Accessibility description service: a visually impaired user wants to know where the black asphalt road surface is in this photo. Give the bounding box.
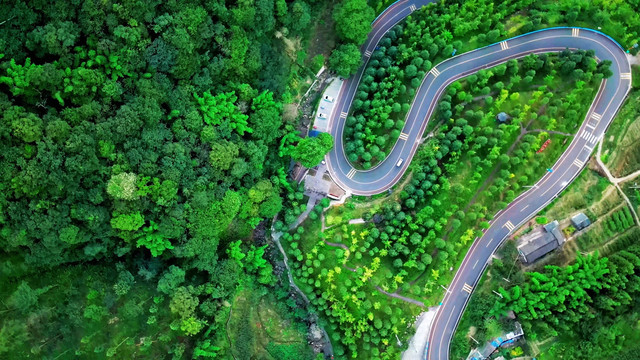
[325,0,632,359]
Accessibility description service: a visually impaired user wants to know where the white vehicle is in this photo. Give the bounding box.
[321,160,326,165]
[323,95,334,102]
[318,113,327,119]
[396,158,404,167]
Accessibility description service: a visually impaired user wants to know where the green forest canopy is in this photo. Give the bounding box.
[0,0,331,358]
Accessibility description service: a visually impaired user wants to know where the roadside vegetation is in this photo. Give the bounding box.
[340,0,639,169]
[281,50,610,358]
[451,163,640,359]
[1,0,639,359]
[451,236,640,360]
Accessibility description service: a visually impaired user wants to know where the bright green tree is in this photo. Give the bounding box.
[329,44,362,77]
[333,0,375,45]
[291,132,334,168]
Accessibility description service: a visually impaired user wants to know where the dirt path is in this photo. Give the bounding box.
[271,229,335,356]
[324,240,349,251]
[272,231,310,304]
[375,286,425,307]
[226,307,238,360]
[596,140,640,226]
[526,129,574,137]
[611,168,640,184]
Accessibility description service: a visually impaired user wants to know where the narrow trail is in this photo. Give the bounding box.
[610,167,640,184]
[225,307,238,360]
[324,240,349,251]
[272,231,310,304]
[375,286,426,307]
[526,129,574,137]
[596,140,640,226]
[270,224,334,355]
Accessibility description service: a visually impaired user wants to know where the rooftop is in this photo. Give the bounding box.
[518,221,564,263]
[497,112,510,122]
[571,212,591,229]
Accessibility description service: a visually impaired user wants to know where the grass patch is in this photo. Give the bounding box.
[632,65,640,89]
[228,284,313,360]
[602,91,640,177]
[542,168,610,220]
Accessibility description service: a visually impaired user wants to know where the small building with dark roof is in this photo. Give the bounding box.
[496,112,511,123]
[517,220,565,264]
[571,212,591,230]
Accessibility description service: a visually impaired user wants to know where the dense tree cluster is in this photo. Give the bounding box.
[328,0,375,77]
[0,0,325,358]
[342,0,520,168]
[341,0,637,169]
[493,245,640,359]
[290,132,334,168]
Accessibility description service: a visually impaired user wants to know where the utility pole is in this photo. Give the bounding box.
[395,333,402,347]
[469,335,480,344]
[492,290,504,298]
[504,254,520,282]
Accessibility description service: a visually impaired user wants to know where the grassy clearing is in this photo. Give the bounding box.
[304,2,338,71]
[542,168,611,221]
[227,284,312,360]
[602,91,640,177]
[632,65,640,89]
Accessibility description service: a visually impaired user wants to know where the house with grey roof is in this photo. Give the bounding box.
[517,220,565,264]
[570,212,591,230]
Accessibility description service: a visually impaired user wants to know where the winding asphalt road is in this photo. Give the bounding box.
[324,1,632,359]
